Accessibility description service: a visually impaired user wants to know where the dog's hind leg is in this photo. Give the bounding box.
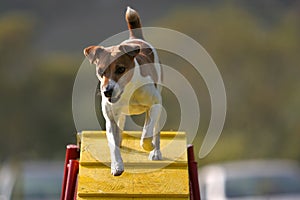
[141,104,162,161]
[149,109,162,160]
[149,131,162,160]
[141,110,155,151]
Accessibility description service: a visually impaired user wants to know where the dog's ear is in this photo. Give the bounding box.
[119,44,140,58]
[84,46,104,64]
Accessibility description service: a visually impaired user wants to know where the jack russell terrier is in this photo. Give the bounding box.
[84,7,162,176]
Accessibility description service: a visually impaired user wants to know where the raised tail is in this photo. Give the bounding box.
[125,6,144,39]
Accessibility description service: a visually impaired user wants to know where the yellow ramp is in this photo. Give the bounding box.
[76,131,189,200]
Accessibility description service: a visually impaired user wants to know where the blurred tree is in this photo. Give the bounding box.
[0,12,79,160]
[153,4,300,164]
[0,12,36,160]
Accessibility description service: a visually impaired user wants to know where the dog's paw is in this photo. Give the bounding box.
[111,162,124,176]
[111,168,124,176]
[140,137,154,152]
[148,149,162,160]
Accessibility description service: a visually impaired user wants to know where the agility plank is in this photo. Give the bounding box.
[76,131,190,199]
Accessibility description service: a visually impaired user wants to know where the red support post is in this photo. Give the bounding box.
[187,144,201,200]
[61,144,80,200]
[73,176,79,200]
[64,159,79,200]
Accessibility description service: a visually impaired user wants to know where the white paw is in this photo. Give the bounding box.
[140,137,154,152]
[111,162,124,176]
[148,149,162,160]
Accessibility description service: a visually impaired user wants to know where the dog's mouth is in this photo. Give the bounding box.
[108,96,120,103]
[107,91,123,103]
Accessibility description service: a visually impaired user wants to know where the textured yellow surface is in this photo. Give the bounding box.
[76,131,189,199]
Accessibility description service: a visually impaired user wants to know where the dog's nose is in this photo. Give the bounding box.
[104,89,113,98]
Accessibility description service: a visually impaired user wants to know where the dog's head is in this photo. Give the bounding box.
[84,43,140,103]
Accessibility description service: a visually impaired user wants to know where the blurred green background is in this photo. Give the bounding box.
[0,0,299,166]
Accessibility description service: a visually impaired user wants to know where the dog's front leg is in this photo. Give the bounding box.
[105,118,124,176]
[117,114,126,147]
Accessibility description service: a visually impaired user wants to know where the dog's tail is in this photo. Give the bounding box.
[126,6,144,39]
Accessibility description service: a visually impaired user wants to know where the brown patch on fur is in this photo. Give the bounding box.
[84,7,161,92]
[124,40,159,84]
[85,40,160,91]
[99,47,136,91]
[126,7,143,39]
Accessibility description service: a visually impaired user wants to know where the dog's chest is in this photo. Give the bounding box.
[116,60,161,115]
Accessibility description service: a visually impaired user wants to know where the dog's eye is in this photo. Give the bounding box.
[115,66,126,74]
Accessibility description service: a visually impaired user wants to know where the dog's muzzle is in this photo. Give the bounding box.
[104,88,113,98]
[103,81,122,103]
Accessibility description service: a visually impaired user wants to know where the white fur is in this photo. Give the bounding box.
[102,40,162,176]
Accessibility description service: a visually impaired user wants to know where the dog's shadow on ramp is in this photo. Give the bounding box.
[120,146,173,162]
[120,146,148,155]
